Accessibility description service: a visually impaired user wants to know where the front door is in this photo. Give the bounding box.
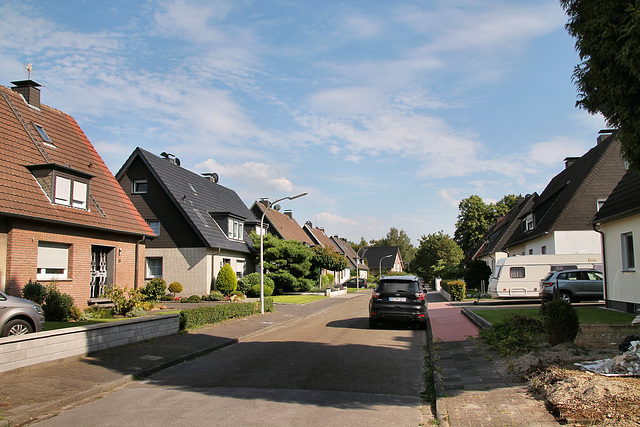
[90,246,114,298]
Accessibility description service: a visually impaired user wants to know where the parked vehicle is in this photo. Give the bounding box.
[488,254,601,299]
[343,278,367,288]
[0,290,45,337]
[369,275,427,329]
[539,269,604,303]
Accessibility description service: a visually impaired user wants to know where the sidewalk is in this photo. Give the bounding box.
[426,291,558,426]
[0,295,355,426]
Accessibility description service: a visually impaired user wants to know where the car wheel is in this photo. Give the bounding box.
[1,319,33,337]
[559,291,573,304]
[368,318,377,329]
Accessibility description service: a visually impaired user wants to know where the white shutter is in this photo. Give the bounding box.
[72,181,87,208]
[54,176,71,205]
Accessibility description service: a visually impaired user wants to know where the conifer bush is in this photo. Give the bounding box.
[215,264,237,295]
[543,298,580,345]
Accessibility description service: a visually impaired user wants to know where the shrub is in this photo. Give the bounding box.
[215,264,237,295]
[443,280,466,301]
[126,306,146,318]
[543,299,580,346]
[231,290,244,297]
[181,295,202,303]
[101,285,145,315]
[143,278,167,300]
[160,294,174,301]
[42,284,75,321]
[168,282,183,296]
[480,314,544,356]
[204,291,225,301]
[321,273,334,288]
[80,306,114,320]
[21,279,47,305]
[248,283,273,298]
[179,298,274,330]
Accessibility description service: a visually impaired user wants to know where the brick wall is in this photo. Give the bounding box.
[4,218,145,306]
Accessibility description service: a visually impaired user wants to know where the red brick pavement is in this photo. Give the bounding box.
[428,300,479,342]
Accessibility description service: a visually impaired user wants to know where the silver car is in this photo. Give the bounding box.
[0,290,45,337]
[539,269,604,303]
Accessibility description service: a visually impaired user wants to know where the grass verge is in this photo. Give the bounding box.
[471,306,635,326]
[271,294,326,304]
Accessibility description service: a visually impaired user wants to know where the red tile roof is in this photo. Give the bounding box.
[251,201,313,244]
[0,83,153,236]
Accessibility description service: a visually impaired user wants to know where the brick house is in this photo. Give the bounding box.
[0,80,154,306]
[116,148,258,297]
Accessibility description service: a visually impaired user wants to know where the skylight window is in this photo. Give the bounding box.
[188,183,197,195]
[33,123,53,145]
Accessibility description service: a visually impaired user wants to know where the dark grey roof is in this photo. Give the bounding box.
[117,148,256,253]
[593,169,640,224]
[505,133,625,249]
[362,246,400,269]
[470,194,536,259]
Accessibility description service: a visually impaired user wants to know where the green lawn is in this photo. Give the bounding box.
[271,295,326,304]
[471,306,636,325]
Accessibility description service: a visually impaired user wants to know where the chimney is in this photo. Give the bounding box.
[11,80,41,109]
[597,129,615,145]
[201,172,219,183]
[564,157,579,169]
[284,210,293,219]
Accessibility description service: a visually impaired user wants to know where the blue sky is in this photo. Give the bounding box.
[0,0,606,245]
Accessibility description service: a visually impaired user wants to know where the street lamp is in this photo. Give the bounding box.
[379,254,393,279]
[356,245,369,291]
[260,192,307,314]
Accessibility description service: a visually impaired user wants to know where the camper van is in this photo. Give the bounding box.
[487,254,602,299]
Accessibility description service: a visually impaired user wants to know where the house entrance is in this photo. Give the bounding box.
[90,245,115,298]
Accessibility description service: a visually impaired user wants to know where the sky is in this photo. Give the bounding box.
[0,0,607,246]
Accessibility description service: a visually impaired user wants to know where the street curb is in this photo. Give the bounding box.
[2,295,359,426]
[425,310,449,427]
[461,307,492,330]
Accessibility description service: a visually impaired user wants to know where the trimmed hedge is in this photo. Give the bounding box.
[442,279,466,301]
[179,298,274,330]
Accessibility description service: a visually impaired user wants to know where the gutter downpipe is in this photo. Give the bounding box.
[593,223,608,308]
[135,236,146,290]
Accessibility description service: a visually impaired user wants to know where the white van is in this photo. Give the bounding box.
[487,254,602,299]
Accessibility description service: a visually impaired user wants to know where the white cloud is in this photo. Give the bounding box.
[307,87,386,116]
[437,188,462,208]
[339,15,383,39]
[195,159,294,194]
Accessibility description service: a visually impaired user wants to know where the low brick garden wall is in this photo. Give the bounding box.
[0,313,179,373]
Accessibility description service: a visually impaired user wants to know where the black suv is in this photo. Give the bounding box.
[369,275,427,329]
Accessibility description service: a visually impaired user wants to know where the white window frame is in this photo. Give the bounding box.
[54,176,71,205]
[227,219,244,240]
[54,176,88,209]
[133,180,148,194]
[37,242,70,280]
[146,257,163,279]
[72,181,87,208]
[622,232,635,272]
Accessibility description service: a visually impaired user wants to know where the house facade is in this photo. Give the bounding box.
[302,223,349,284]
[330,235,369,280]
[592,170,640,314]
[0,80,154,305]
[362,246,403,276]
[116,148,257,296]
[504,132,627,258]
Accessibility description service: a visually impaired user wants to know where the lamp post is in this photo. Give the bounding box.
[260,192,307,314]
[356,245,369,291]
[379,254,393,279]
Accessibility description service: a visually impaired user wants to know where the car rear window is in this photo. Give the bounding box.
[378,281,418,293]
[542,273,554,281]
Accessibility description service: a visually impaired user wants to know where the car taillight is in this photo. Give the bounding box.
[415,292,425,301]
[372,291,380,299]
[542,282,554,288]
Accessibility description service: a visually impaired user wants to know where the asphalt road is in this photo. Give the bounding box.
[34,294,430,426]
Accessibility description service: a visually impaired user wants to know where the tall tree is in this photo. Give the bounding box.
[454,195,491,254]
[410,231,463,286]
[561,0,640,170]
[371,227,416,266]
[454,194,520,254]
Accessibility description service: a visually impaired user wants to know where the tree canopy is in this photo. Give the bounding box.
[410,231,463,286]
[561,0,640,170]
[251,233,314,292]
[454,194,519,254]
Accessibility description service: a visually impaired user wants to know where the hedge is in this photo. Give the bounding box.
[441,279,466,302]
[179,298,274,330]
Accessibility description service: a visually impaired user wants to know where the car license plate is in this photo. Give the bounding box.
[389,297,406,302]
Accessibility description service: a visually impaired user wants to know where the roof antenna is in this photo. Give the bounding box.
[26,63,32,79]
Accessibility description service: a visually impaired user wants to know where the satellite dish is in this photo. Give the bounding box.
[175,158,181,166]
[273,204,281,211]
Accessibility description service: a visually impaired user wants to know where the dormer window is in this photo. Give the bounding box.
[524,213,534,231]
[209,212,245,241]
[228,219,244,240]
[27,164,92,210]
[33,123,54,146]
[133,180,148,194]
